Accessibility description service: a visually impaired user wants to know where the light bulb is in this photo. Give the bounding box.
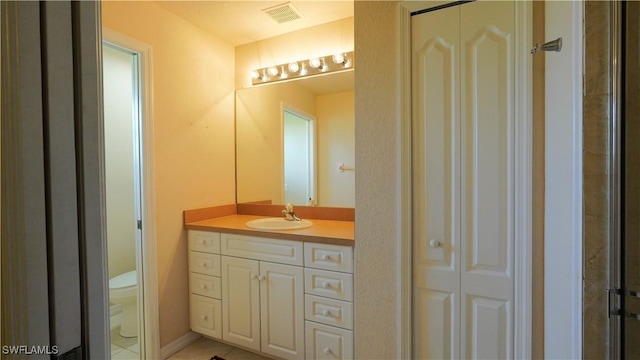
[250,70,260,79]
[309,58,322,69]
[332,53,345,64]
[267,66,279,76]
[288,62,300,73]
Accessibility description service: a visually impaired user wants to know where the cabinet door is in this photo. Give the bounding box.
[260,262,304,360]
[221,256,260,351]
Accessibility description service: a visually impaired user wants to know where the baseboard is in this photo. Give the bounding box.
[160,331,201,360]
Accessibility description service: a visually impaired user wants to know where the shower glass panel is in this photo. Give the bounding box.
[623,2,640,358]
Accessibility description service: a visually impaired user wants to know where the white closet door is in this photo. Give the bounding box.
[459,2,515,359]
[412,1,515,359]
[411,4,461,359]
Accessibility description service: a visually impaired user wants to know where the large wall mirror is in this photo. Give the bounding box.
[236,70,354,207]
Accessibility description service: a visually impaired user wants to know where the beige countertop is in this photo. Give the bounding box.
[185,214,354,246]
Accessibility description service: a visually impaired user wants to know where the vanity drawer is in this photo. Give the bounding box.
[305,321,353,360]
[220,233,303,266]
[190,294,222,339]
[304,268,353,302]
[189,230,221,254]
[305,295,353,330]
[304,243,353,273]
[189,252,221,277]
[190,273,221,299]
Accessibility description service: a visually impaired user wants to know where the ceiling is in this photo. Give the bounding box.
[155,1,354,47]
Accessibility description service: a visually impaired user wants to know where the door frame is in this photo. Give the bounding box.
[398,1,533,358]
[102,28,160,359]
[542,2,583,358]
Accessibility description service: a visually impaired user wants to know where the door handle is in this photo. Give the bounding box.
[625,289,640,298]
[624,311,640,320]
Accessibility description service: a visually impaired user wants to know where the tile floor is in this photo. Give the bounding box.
[168,337,273,360]
[111,327,139,360]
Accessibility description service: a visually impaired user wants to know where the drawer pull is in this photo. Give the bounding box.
[200,262,207,268]
[252,274,259,280]
[321,282,331,289]
[200,284,207,290]
[201,314,208,320]
[322,309,331,316]
[321,254,331,261]
[258,275,266,281]
[323,348,332,355]
[199,240,206,245]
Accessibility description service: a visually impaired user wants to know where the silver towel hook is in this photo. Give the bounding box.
[530,37,562,54]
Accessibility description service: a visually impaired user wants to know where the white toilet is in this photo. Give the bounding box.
[109,270,138,338]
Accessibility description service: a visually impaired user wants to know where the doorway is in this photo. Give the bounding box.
[283,107,316,205]
[103,42,144,359]
[102,30,159,359]
[611,1,640,358]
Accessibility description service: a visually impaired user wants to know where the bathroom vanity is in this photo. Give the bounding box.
[185,213,354,360]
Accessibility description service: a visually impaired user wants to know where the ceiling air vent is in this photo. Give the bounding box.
[262,2,303,24]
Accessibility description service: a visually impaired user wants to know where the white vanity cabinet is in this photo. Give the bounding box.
[187,229,354,360]
[188,231,223,339]
[303,242,354,360]
[221,233,305,360]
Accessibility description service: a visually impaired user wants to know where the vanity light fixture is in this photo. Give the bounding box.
[250,51,354,86]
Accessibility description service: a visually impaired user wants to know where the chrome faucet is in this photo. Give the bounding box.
[282,203,301,221]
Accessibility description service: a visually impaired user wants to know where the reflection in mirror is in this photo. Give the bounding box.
[283,107,316,205]
[236,71,354,207]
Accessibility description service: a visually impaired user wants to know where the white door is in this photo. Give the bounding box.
[412,1,515,358]
[411,3,461,359]
[458,2,514,358]
[221,256,260,351]
[283,108,316,205]
[260,262,305,360]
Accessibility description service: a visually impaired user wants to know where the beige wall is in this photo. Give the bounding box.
[354,2,402,358]
[235,17,354,89]
[102,1,236,347]
[317,91,355,207]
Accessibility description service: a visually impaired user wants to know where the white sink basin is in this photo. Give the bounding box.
[246,218,313,231]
